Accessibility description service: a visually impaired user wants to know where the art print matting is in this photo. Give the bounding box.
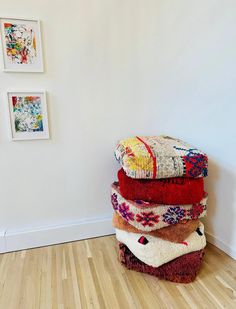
[7,91,49,140]
[0,18,44,72]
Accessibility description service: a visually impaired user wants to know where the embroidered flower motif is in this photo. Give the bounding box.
[111,193,119,210]
[163,207,185,225]
[188,203,204,219]
[136,212,159,227]
[118,203,134,221]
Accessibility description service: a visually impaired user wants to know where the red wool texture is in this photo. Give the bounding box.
[119,243,204,283]
[118,169,204,205]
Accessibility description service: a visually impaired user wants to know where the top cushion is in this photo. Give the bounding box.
[115,136,208,179]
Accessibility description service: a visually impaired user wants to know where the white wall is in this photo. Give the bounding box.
[0,0,235,257]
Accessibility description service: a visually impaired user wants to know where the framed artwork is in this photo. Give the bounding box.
[0,18,43,72]
[7,91,49,140]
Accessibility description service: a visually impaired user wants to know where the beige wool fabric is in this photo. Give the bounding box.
[115,222,206,268]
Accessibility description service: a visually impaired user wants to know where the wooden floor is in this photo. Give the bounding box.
[0,235,235,309]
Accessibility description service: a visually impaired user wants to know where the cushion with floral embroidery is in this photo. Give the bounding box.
[115,136,208,179]
[111,183,207,232]
[115,222,206,268]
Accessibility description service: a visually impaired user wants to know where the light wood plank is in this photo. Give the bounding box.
[0,236,235,309]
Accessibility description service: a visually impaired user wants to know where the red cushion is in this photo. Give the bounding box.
[118,168,204,204]
[119,243,204,283]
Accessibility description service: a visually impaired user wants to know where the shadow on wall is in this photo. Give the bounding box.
[203,159,236,252]
[203,160,218,234]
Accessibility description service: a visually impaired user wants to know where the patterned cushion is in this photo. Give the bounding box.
[111,183,207,231]
[115,222,206,268]
[115,136,208,179]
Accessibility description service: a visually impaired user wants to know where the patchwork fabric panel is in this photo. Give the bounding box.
[115,222,206,268]
[112,213,200,243]
[119,243,205,283]
[111,183,207,231]
[115,136,208,179]
[118,168,205,204]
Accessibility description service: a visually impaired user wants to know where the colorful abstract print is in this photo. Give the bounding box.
[4,23,37,65]
[111,183,207,231]
[12,96,43,132]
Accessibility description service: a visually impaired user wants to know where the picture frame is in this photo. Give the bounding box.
[7,90,49,141]
[0,17,44,72]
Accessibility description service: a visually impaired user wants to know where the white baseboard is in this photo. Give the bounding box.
[1,220,235,261]
[2,215,114,253]
[205,231,236,260]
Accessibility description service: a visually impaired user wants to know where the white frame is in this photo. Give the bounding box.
[7,90,49,141]
[0,17,44,72]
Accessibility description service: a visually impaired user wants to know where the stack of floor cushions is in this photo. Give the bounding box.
[111,136,208,283]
